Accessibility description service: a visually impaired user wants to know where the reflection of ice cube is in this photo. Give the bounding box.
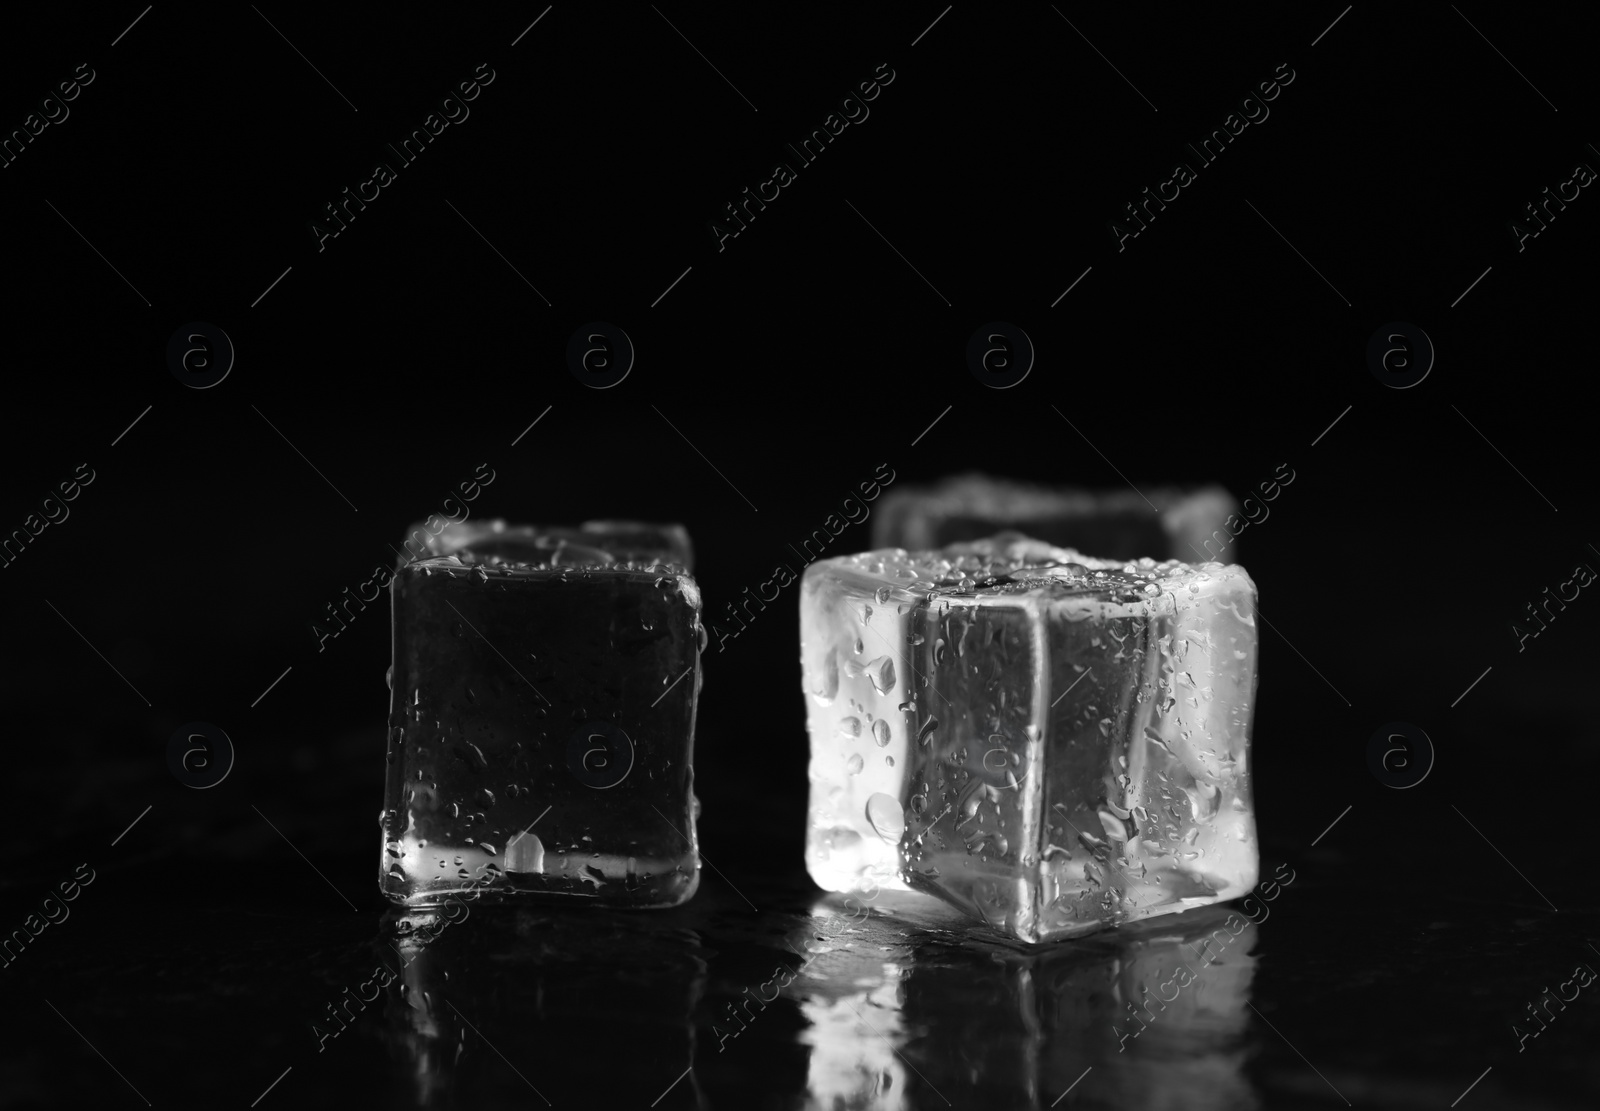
[799,977,908,1111]
[791,895,1260,1109]
[873,474,1238,564]
[387,900,708,1106]
[801,535,1259,941]
[380,520,703,908]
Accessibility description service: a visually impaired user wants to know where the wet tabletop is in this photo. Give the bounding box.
[4,715,1596,1111]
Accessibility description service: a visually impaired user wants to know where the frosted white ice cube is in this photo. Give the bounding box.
[800,533,1259,941]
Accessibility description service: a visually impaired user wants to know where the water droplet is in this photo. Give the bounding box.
[916,716,939,746]
[965,828,1008,857]
[865,793,905,842]
[823,826,862,855]
[837,716,862,738]
[845,753,864,775]
[1098,809,1130,844]
[1077,829,1108,854]
[810,648,840,706]
[875,586,892,605]
[867,656,897,694]
[872,719,891,747]
[1184,782,1221,821]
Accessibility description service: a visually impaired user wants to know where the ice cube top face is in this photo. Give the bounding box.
[801,535,1259,943]
[413,518,694,570]
[871,474,1238,565]
[381,523,703,909]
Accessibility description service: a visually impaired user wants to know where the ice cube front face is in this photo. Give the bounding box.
[800,535,1259,942]
[872,474,1238,564]
[381,520,704,908]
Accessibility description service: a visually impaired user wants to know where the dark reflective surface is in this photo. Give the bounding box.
[9,816,1594,1110]
[380,905,711,1107]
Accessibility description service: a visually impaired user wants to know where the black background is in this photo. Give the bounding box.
[2,4,1595,1108]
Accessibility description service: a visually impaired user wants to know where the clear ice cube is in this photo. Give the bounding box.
[800,533,1258,941]
[412,518,693,569]
[872,474,1238,564]
[380,519,704,907]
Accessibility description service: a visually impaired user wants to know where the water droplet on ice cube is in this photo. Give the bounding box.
[865,793,905,842]
[1098,808,1130,844]
[866,656,897,694]
[810,648,840,706]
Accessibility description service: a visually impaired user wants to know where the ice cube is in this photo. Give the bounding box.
[380,520,704,907]
[871,474,1238,564]
[408,517,693,569]
[800,533,1258,941]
